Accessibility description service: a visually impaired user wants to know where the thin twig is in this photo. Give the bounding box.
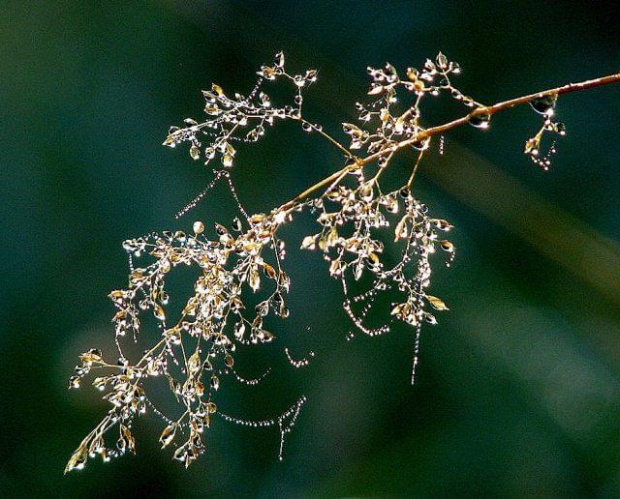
[293,116,357,160]
[407,150,425,189]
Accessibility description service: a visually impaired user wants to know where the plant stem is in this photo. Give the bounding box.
[415,72,620,142]
[280,162,361,211]
[407,150,425,189]
[278,71,620,210]
[292,116,357,160]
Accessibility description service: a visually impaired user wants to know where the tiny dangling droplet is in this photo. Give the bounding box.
[529,94,557,115]
[232,217,242,232]
[468,111,491,129]
[555,122,567,136]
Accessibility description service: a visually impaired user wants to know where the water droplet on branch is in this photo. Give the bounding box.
[468,111,491,129]
[529,94,557,115]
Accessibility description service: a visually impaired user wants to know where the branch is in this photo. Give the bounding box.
[417,72,620,142]
[279,71,620,211]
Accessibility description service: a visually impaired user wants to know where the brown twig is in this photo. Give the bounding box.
[279,72,620,210]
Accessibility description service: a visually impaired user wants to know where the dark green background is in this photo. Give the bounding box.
[1,1,619,497]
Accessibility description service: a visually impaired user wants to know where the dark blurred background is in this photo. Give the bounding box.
[1,1,619,497]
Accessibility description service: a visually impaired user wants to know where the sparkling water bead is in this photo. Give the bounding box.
[529,94,557,115]
[468,112,491,129]
[411,136,431,151]
[193,221,205,234]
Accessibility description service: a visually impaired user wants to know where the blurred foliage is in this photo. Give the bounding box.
[1,0,619,496]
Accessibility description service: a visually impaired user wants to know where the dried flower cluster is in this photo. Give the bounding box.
[66,52,620,473]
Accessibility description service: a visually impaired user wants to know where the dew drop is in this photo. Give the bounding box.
[555,122,567,136]
[468,111,491,129]
[222,154,234,167]
[530,95,557,115]
[259,92,271,108]
[412,136,431,151]
[193,221,205,234]
[294,75,305,87]
[232,217,242,232]
[68,375,81,389]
